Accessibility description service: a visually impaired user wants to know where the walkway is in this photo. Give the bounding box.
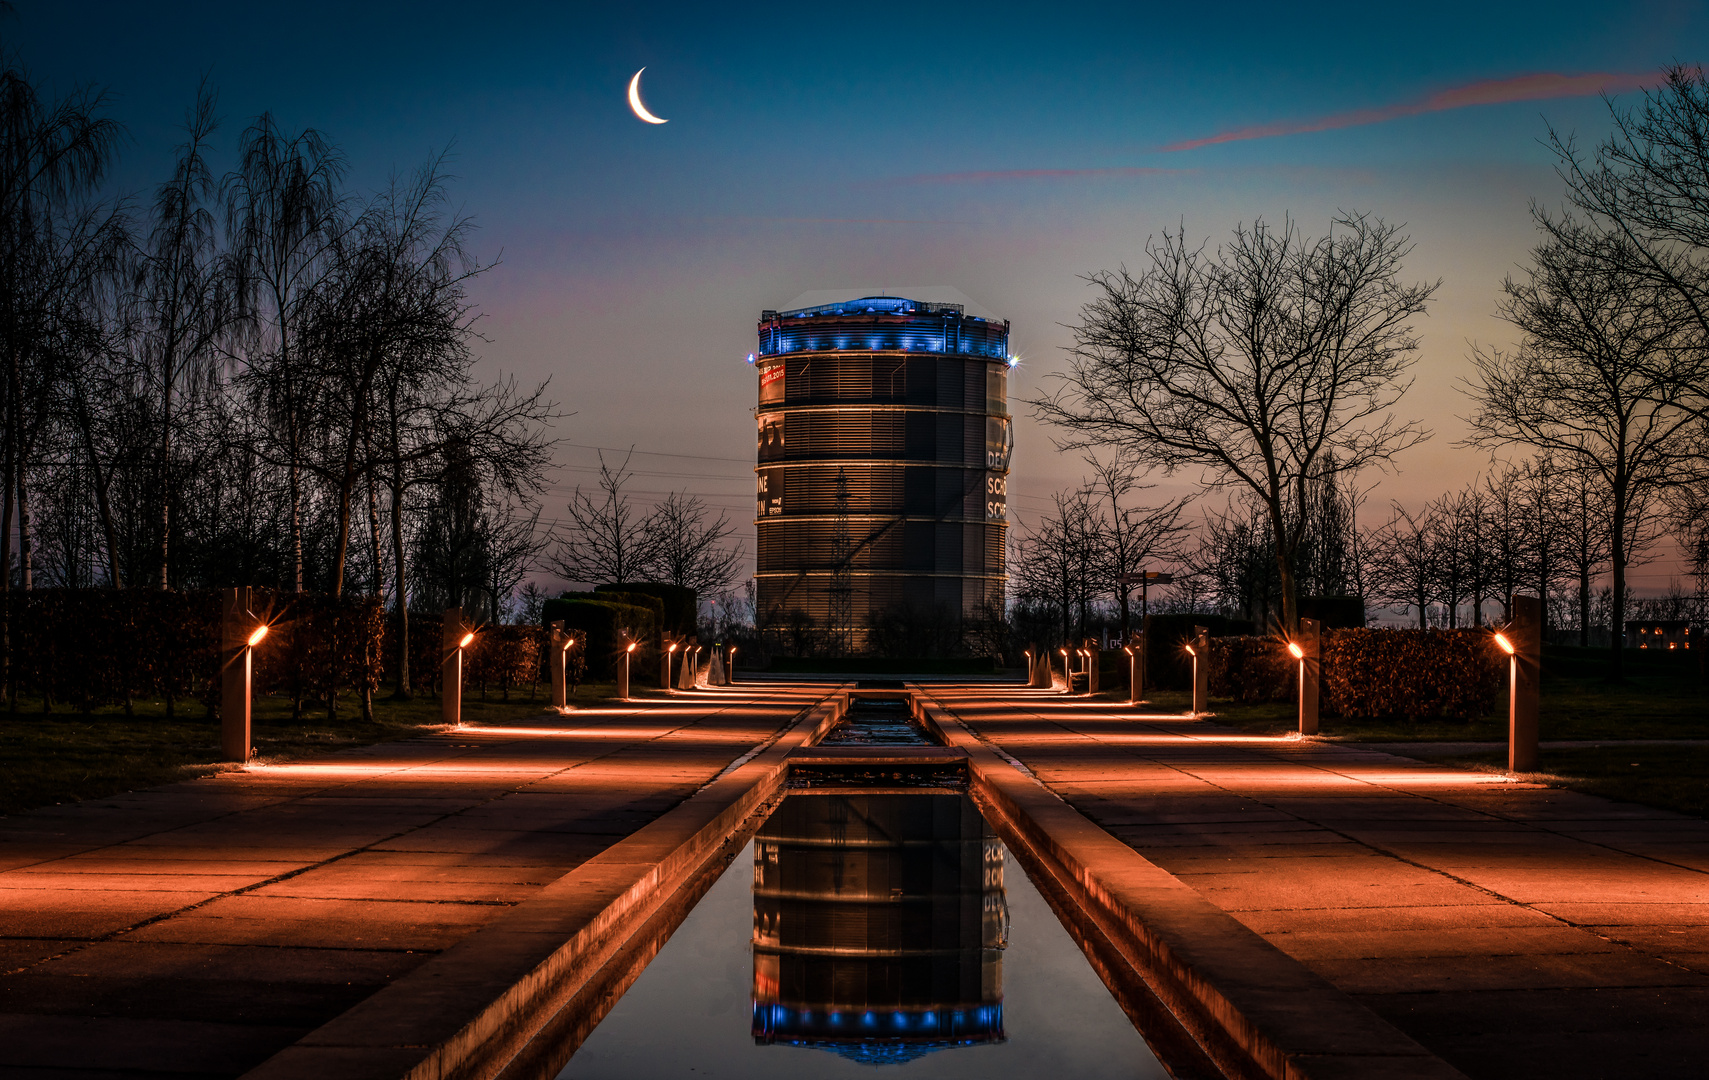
[0,685,831,1079]
[929,687,1709,1080]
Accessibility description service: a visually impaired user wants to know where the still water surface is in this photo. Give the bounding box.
[559,792,1169,1078]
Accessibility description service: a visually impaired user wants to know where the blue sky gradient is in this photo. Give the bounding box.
[18,0,1709,590]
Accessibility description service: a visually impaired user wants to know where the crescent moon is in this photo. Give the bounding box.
[627,68,668,125]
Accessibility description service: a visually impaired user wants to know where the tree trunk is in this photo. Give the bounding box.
[390,469,411,699]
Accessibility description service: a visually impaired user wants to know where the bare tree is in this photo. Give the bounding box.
[1366,503,1438,628]
[1466,224,1703,678]
[641,489,743,594]
[225,112,344,592]
[1035,213,1436,632]
[548,449,654,587]
[1083,451,1190,638]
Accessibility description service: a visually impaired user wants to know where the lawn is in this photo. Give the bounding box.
[0,683,624,816]
[1103,654,1708,818]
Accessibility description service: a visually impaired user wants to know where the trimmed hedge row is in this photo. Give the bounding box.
[5,588,385,717]
[4,590,568,717]
[1205,628,1502,721]
[541,595,659,681]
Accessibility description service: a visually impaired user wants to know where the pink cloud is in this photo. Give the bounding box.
[893,166,1187,184]
[1163,71,1657,152]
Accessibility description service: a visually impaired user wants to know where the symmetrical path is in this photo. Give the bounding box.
[0,685,833,1079]
[928,686,1709,1080]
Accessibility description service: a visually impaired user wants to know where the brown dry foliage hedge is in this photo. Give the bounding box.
[1207,628,1501,721]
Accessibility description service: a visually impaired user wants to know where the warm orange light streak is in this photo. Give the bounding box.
[1287,641,1304,659]
[247,624,270,647]
[459,632,476,648]
[1493,631,1516,655]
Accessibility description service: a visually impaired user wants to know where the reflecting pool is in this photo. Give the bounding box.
[559,792,1170,1078]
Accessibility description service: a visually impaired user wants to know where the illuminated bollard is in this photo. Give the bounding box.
[1190,626,1209,716]
[442,608,473,726]
[1126,632,1146,705]
[1058,647,1071,692]
[220,587,266,762]
[1084,645,1099,696]
[1497,594,1542,772]
[618,640,636,699]
[549,620,568,709]
[663,640,679,692]
[1292,617,1321,736]
[678,644,699,689]
[728,646,738,684]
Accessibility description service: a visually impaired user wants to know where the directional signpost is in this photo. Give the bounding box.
[1117,570,1174,633]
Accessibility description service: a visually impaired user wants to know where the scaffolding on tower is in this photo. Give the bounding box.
[828,467,853,656]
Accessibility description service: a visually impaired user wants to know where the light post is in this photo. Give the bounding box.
[220,587,267,762]
[549,620,569,709]
[1496,594,1542,772]
[1083,644,1099,695]
[1291,617,1321,736]
[1058,647,1070,692]
[1188,625,1209,716]
[1125,632,1146,706]
[442,608,475,727]
[728,645,738,684]
[663,638,678,692]
[618,639,637,700]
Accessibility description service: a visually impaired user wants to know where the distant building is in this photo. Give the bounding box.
[752,296,1012,651]
[1626,620,1694,650]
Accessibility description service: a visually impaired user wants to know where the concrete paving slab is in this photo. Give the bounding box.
[931,687,1709,1080]
[0,695,807,1079]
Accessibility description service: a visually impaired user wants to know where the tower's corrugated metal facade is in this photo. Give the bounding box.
[754,296,1012,649]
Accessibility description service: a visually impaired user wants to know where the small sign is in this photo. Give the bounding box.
[1117,572,1174,585]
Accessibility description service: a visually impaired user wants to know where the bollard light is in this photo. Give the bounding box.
[1498,596,1541,773]
[549,620,570,709]
[1127,633,1146,706]
[728,645,738,684]
[665,641,679,692]
[220,587,265,762]
[617,639,637,700]
[1190,626,1210,716]
[442,607,473,727]
[1294,619,1322,736]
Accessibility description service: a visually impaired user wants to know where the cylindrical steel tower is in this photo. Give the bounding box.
[753,296,1012,651]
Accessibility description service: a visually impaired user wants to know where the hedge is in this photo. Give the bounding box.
[1141,614,1257,690]
[1204,628,1502,721]
[5,588,384,719]
[542,596,657,681]
[595,583,696,637]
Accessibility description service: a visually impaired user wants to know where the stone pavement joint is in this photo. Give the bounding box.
[0,686,841,1079]
[928,686,1709,1080]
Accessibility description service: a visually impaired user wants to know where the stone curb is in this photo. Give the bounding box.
[910,688,1468,1080]
[241,690,852,1080]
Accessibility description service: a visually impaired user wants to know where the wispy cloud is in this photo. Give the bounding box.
[1162,71,1657,152]
[892,166,1188,185]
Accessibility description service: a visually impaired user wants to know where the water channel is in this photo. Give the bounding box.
[558,779,1173,1077]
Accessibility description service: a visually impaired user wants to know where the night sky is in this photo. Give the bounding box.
[17,0,1706,592]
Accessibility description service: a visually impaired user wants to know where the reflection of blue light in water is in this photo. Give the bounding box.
[863,1011,876,1027]
[893,1012,907,1029]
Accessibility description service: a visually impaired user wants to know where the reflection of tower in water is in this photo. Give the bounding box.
[751,793,1008,1065]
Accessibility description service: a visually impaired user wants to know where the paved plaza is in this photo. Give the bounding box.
[928,687,1709,1080]
[2,682,1705,1079]
[0,686,831,1078]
